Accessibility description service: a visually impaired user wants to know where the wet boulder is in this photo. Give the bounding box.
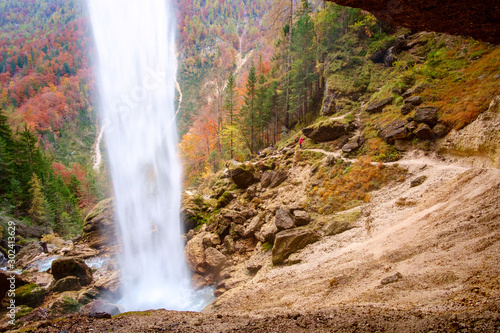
[51,257,93,286]
[50,276,82,293]
[82,198,116,250]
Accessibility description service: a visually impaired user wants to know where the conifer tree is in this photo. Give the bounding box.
[28,173,49,229]
[224,71,237,159]
[242,63,257,154]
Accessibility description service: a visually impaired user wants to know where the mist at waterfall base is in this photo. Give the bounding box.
[87,0,214,311]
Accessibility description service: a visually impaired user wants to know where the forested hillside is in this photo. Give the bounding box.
[0,0,101,237]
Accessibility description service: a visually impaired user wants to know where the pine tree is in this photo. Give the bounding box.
[242,63,257,154]
[28,173,49,229]
[224,71,237,159]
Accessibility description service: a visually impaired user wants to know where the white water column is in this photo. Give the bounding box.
[87,0,209,311]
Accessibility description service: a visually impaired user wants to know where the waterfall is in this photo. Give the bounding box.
[87,0,212,311]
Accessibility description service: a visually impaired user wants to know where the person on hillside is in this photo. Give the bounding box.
[299,137,304,149]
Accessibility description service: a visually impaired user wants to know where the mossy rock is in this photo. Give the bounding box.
[15,283,47,307]
[51,296,81,315]
[15,305,33,319]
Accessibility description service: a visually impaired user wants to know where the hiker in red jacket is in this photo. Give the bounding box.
[299,137,304,149]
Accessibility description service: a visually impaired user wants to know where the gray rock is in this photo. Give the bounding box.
[260,222,278,244]
[244,215,265,238]
[272,228,320,265]
[402,84,427,98]
[378,119,408,143]
[410,175,428,187]
[293,210,311,226]
[366,97,393,114]
[323,220,353,236]
[404,96,423,106]
[414,123,434,139]
[224,235,235,254]
[342,135,364,153]
[414,106,438,126]
[302,120,352,142]
[229,165,256,188]
[269,170,288,188]
[275,209,295,231]
[400,103,415,115]
[381,272,403,285]
[260,171,274,188]
[433,123,448,138]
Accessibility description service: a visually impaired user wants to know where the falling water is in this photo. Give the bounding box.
[88,0,212,311]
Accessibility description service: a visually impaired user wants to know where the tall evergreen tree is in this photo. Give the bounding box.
[224,71,237,159]
[242,63,257,154]
[28,173,49,229]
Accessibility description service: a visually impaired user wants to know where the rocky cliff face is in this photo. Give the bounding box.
[328,0,499,44]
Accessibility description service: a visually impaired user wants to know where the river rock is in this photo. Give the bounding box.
[366,97,392,114]
[414,106,438,126]
[50,276,82,293]
[51,257,92,286]
[293,210,311,226]
[274,209,295,231]
[302,120,352,143]
[414,123,434,139]
[378,119,408,143]
[272,228,320,265]
[82,198,116,250]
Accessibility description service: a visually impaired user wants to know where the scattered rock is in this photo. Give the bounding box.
[13,283,47,307]
[323,220,354,236]
[405,121,419,133]
[400,103,415,115]
[223,236,235,254]
[366,97,393,114]
[293,210,311,226]
[302,120,353,142]
[247,249,268,274]
[0,271,28,301]
[259,222,278,244]
[404,96,423,106]
[272,228,320,265]
[379,119,408,143]
[432,123,448,138]
[223,211,246,225]
[414,106,438,126]
[50,276,82,293]
[269,170,288,188]
[342,135,364,153]
[243,215,265,238]
[51,258,93,286]
[94,270,120,297]
[402,84,427,98]
[410,175,428,187]
[202,233,220,247]
[381,272,403,285]
[414,123,434,139]
[274,209,295,231]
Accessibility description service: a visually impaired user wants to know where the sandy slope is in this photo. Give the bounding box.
[206,150,500,316]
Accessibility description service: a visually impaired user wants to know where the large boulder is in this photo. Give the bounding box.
[274,209,295,231]
[12,283,47,307]
[378,119,408,143]
[51,257,93,286]
[82,199,116,250]
[302,119,353,143]
[414,106,438,126]
[272,228,320,265]
[180,191,204,231]
[184,235,206,274]
[366,97,392,114]
[261,170,288,188]
[229,163,256,188]
[205,247,227,272]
